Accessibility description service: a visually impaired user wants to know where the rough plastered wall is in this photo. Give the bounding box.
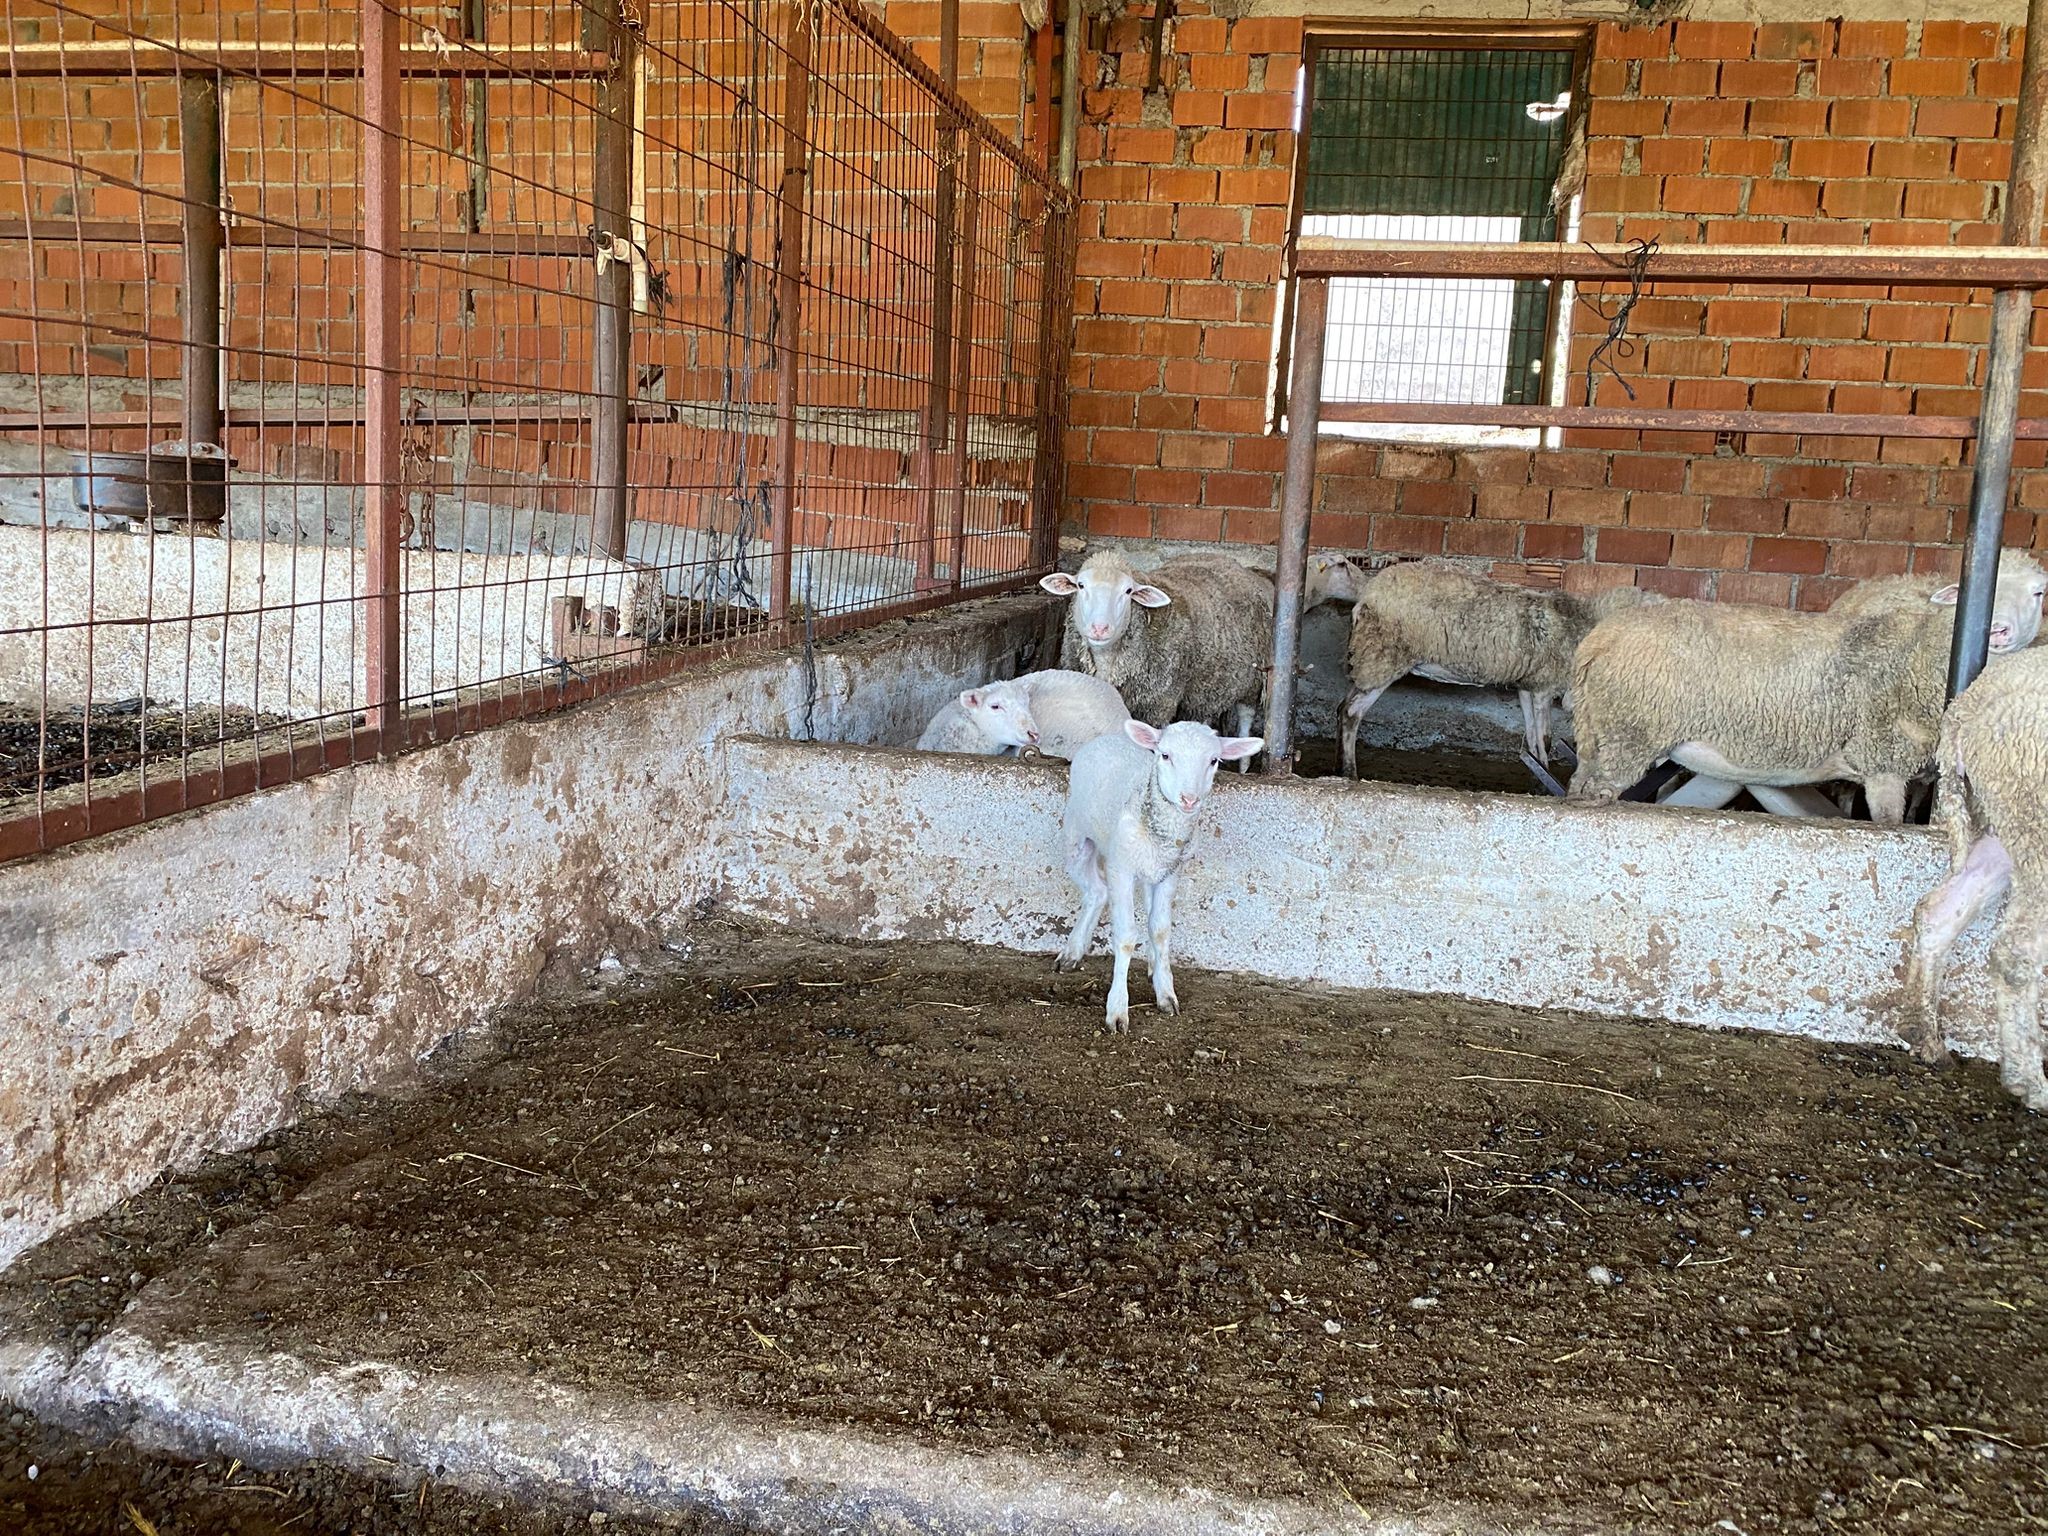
[0,595,1056,1267]
[713,736,1999,1054]
[1062,4,2048,608]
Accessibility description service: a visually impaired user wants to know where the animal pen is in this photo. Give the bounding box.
[0,0,1073,859]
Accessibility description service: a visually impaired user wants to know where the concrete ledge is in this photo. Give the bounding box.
[710,738,1997,1057]
[0,1328,1444,1536]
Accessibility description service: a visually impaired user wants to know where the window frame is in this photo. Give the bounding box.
[1271,22,1596,440]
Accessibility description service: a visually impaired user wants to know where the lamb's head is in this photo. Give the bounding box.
[957,679,1038,749]
[1929,552,2048,653]
[1039,550,1169,648]
[1307,552,1367,607]
[1586,585,1655,621]
[1124,719,1262,811]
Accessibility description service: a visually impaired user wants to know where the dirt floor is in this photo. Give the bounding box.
[0,701,294,801]
[3,921,2046,1534]
[1294,736,1547,796]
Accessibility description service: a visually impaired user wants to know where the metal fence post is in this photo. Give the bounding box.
[946,137,981,590]
[361,0,404,743]
[1263,273,1328,776]
[770,0,816,634]
[1950,0,2048,699]
[1028,193,1071,572]
[590,0,637,561]
[178,69,223,451]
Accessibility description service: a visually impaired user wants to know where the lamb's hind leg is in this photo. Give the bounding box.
[1903,832,2010,1064]
[1103,866,1140,1033]
[1056,838,1108,973]
[1991,882,2047,1111]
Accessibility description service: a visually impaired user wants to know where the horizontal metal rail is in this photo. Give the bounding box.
[1317,402,2048,439]
[0,220,592,256]
[1294,238,2048,289]
[2,42,612,78]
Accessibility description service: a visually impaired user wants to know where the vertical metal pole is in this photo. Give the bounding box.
[1263,274,1327,776]
[1028,195,1071,571]
[939,0,960,85]
[362,0,403,742]
[919,120,961,589]
[770,0,816,633]
[178,70,223,451]
[1056,0,1083,190]
[591,0,637,560]
[946,139,981,591]
[1951,0,2048,698]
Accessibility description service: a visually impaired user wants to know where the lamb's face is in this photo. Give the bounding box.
[1124,719,1262,811]
[1040,557,1170,648]
[1932,556,2048,652]
[958,682,1037,749]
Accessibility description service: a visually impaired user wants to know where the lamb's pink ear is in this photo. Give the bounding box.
[1123,719,1162,751]
[1930,583,1961,607]
[1130,583,1171,609]
[1039,572,1081,596]
[1217,736,1263,762]
[959,689,982,710]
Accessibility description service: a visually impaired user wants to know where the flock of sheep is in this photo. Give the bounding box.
[910,544,2048,1110]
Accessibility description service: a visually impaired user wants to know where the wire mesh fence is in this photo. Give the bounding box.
[0,0,1073,858]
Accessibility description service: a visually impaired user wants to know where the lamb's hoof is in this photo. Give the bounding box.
[1912,1039,1952,1069]
[1153,990,1179,1017]
[1105,1012,1130,1035]
[1053,952,1083,974]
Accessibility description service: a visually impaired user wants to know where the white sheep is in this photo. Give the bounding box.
[1568,554,2048,824]
[1056,718,1262,1032]
[915,671,1131,760]
[1901,646,2048,1108]
[1335,560,1649,773]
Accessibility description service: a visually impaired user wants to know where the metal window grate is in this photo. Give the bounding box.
[1302,43,1575,413]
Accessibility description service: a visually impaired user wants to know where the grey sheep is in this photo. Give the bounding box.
[1041,549,1275,735]
[1901,646,2048,1109]
[1567,553,2048,824]
[1336,559,1650,774]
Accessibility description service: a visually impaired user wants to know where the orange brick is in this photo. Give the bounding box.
[1955,140,2015,183]
[1371,515,1448,555]
[1886,347,1973,385]
[1150,502,1223,541]
[1893,58,1975,96]
[1639,137,1704,174]
[1836,20,1907,57]
[1978,60,2023,98]
[1921,19,2003,57]
[1403,482,1475,518]
[1784,300,1868,338]
[1108,126,1177,162]
[1588,98,1668,136]
[1598,527,1674,564]
[1583,174,1664,213]
[1213,168,1293,205]
[1662,176,1744,214]
[1748,179,1821,217]
[1146,241,1214,280]
[1594,22,1672,60]
[1831,97,1911,138]
[1550,487,1629,526]
[1788,139,1872,178]
[1639,59,1720,95]
[1814,58,1887,97]
[1168,283,1237,321]
[1202,470,1275,508]
[1820,180,1904,219]
[1172,16,1227,50]
[1096,278,1169,316]
[1189,129,1253,167]
[1865,304,1948,343]
[1748,99,1830,135]
[1751,537,1827,574]
[1673,20,1754,58]
[1171,91,1227,127]
[1707,139,1779,177]
[1666,97,1747,136]
[1105,202,1176,239]
[1905,181,1990,220]
[1721,60,1799,96]
[1757,20,1832,59]
[1870,140,1955,180]
[1230,17,1303,52]
[1588,59,1632,95]
[1918,98,2001,138]
[1705,299,1783,337]
[1185,52,1249,91]
[1224,93,1294,131]
[1670,531,1750,568]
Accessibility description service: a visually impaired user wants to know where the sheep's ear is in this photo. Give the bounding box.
[1039,572,1081,596]
[1930,583,1962,607]
[1130,583,1171,609]
[959,689,982,710]
[1123,719,1162,751]
[1217,736,1263,762]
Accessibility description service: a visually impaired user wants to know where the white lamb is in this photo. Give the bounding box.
[1056,719,1262,1032]
[916,671,1130,760]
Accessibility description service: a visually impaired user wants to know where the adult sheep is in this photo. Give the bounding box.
[1567,553,2048,824]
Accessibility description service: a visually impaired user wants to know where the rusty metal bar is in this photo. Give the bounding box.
[1295,237,2048,288]
[1316,402,2048,440]
[0,221,591,256]
[940,0,960,84]
[5,42,610,78]
[1030,198,1072,572]
[177,70,224,451]
[589,0,638,561]
[1056,0,1082,190]
[770,0,817,632]
[361,0,404,741]
[0,403,683,431]
[1951,0,2048,699]
[1265,275,1329,777]
[947,139,982,591]
[919,116,962,593]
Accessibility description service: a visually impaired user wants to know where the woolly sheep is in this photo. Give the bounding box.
[1900,647,2048,1108]
[1566,553,2048,824]
[915,671,1131,760]
[1040,550,1274,734]
[1009,669,1132,759]
[1336,561,1650,774]
[916,683,1035,755]
[1832,563,2048,643]
[1056,718,1262,1032]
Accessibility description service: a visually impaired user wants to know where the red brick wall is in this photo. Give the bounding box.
[1065,10,2048,607]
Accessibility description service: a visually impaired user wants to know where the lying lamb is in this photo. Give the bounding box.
[914,670,1129,759]
[1040,550,1273,734]
[1901,647,2048,1108]
[1056,718,1262,1032]
[1337,560,1648,774]
[1567,553,2047,824]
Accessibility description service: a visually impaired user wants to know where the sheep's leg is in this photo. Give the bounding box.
[1518,690,1548,762]
[1992,884,2046,1111]
[1903,833,2010,1065]
[1056,838,1107,973]
[1232,703,1254,773]
[1146,872,1180,1016]
[1865,775,1908,826]
[1339,682,1392,779]
[1103,867,1141,1034]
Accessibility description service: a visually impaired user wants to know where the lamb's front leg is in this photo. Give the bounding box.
[1145,871,1180,1016]
[1104,866,1140,1033]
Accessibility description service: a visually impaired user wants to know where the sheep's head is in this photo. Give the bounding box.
[1039,551,1170,647]
[1125,719,1261,811]
[1306,552,1366,607]
[1929,553,2048,653]
[958,680,1038,749]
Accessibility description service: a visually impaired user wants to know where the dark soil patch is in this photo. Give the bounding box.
[1293,736,1545,796]
[4,923,2046,1533]
[0,701,294,802]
